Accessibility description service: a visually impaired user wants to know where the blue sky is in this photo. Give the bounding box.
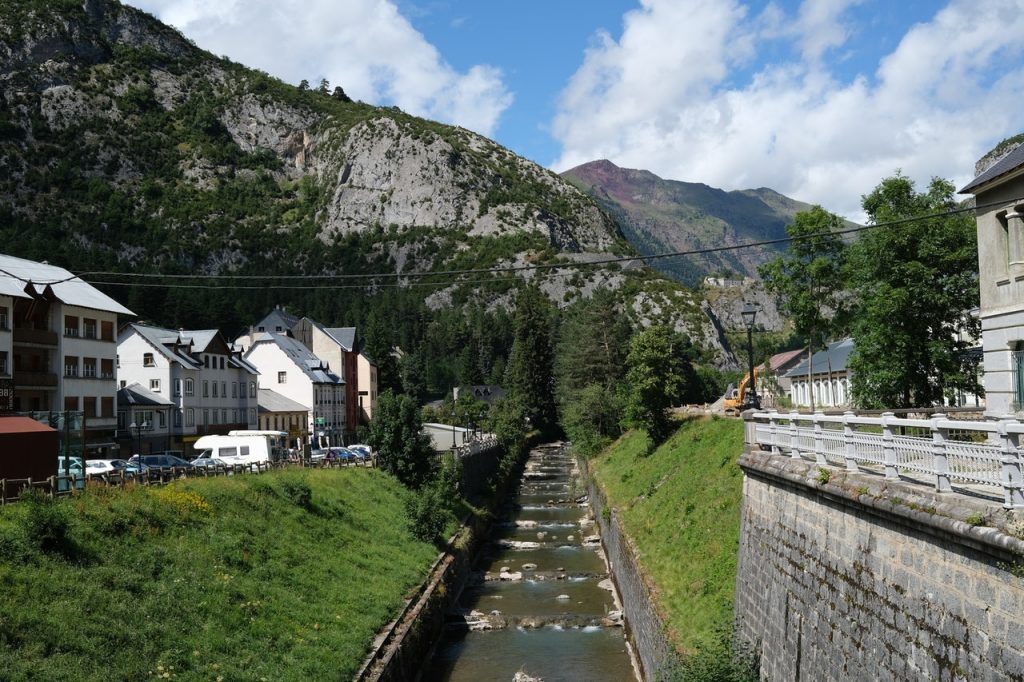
[127,0,1024,220]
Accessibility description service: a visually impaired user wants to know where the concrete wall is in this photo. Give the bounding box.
[736,449,1024,681]
[582,457,672,682]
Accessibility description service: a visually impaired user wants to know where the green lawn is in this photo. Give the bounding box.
[589,416,745,653]
[0,468,455,681]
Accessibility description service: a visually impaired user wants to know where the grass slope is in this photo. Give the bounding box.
[589,416,745,652]
[0,468,453,681]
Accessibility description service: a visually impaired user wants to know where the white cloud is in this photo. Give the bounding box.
[553,0,1024,221]
[126,0,512,137]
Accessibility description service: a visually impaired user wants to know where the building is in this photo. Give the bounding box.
[758,349,807,409]
[0,254,134,456]
[116,382,175,454]
[257,388,309,451]
[960,141,1024,416]
[784,338,854,409]
[116,324,259,454]
[292,319,378,433]
[422,422,472,453]
[241,332,345,447]
[453,385,506,404]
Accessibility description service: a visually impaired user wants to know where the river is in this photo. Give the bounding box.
[424,444,638,681]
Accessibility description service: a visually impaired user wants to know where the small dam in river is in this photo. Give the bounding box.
[425,444,638,681]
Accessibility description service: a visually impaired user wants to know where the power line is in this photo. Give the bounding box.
[14,195,1013,290]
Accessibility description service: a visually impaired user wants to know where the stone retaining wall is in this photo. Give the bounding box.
[581,457,672,681]
[736,449,1024,681]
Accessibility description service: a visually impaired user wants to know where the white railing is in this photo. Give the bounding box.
[747,410,1024,509]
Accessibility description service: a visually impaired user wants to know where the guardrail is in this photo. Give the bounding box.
[746,410,1024,509]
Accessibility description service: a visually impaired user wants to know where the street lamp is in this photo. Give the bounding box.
[740,303,760,410]
[131,418,150,473]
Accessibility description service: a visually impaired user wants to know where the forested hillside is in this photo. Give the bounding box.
[0,0,741,399]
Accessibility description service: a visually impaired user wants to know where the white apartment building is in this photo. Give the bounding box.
[241,332,345,447]
[117,324,259,454]
[0,254,134,456]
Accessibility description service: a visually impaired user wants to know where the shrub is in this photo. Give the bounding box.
[21,489,74,557]
[405,485,447,543]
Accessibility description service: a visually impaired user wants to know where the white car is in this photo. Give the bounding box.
[85,459,130,476]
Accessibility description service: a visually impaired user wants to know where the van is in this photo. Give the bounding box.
[192,435,273,470]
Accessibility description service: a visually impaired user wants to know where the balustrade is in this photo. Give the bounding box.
[747,410,1024,508]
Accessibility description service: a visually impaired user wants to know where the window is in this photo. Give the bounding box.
[82,358,97,378]
[232,409,238,423]
[118,411,127,429]
[174,410,182,427]
[258,326,265,332]
[158,411,166,428]
[101,320,114,341]
[173,379,182,396]
[203,380,209,398]
[278,371,287,384]
[120,380,126,388]
[250,381,257,398]
[212,410,218,425]
[220,357,225,370]
[64,315,79,337]
[204,355,210,368]
[0,351,7,375]
[83,318,97,339]
[232,382,237,398]
[83,397,97,418]
[185,378,194,396]
[186,409,195,427]
[150,379,160,392]
[101,358,113,379]
[222,409,227,423]
[64,396,79,411]
[221,381,226,397]
[143,353,155,367]
[64,356,78,377]
[249,408,256,423]
[212,382,218,398]
[0,306,8,330]
[1014,349,1024,411]
[203,409,209,425]
[134,411,153,428]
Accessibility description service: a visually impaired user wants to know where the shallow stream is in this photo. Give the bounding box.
[424,444,637,681]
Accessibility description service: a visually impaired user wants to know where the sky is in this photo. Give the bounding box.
[125,0,1024,222]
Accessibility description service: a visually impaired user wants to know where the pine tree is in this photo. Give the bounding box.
[504,286,558,436]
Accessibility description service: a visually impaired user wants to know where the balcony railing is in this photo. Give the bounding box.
[15,372,58,388]
[747,410,1024,509]
[13,328,58,346]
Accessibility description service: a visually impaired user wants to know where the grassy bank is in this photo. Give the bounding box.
[588,416,745,653]
[0,468,461,681]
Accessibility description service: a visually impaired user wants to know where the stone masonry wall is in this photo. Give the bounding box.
[736,450,1024,682]
[582,457,672,681]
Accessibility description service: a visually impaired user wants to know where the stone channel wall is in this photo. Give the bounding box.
[356,441,508,682]
[581,457,672,682]
[736,449,1024,681]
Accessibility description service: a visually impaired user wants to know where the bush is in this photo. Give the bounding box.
[659,629,759,682]
[21,490,75,557]
[405,485,447,543]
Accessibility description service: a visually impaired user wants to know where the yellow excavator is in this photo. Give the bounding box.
[723,367,761,416]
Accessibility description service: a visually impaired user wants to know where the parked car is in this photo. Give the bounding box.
[191,456,232,472]
[330,447,359,462]
[56,455,86,491]
[310,448,329,463]
[347,444,371,461]
[85,459,131,477]
[129,454,194,470]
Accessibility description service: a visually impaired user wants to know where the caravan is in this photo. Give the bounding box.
[193,431,285,469]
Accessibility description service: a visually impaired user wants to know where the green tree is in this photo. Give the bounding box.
[555,287,631,396]
[504,286,558,436]
[367,390,435,488]
[623,325,689,444]
[845,174,980,408]
[758,205,847,410]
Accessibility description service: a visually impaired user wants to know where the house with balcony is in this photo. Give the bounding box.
[240,332,345,447]
[0,254,134,456]
[117,324,259,455]
[116,382,175,455]
[960,140,1024,416]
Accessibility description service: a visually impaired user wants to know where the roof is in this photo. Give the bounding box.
[783,338,855,378]
[117,382,175,408]
[0,416,57,434]
[248,332,344,385]
[126,324,202,369]
[254,307,300,334]
[960,142,1024,194]
[0,253,134,315]
[257,388,309,413]
[767,348,805,372]
[323,326,356,352]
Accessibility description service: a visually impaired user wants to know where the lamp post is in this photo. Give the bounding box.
[740,303,760,410]
[131,417,150,474]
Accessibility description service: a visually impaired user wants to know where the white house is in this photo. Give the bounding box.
[241,332,345,447]
[0,254,134,456]
[257,388,309,451]
[960,140,1024,416]
[784,338,854,409]
[117,324,259,454]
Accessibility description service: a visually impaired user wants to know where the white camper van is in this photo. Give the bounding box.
[192,434,281,469]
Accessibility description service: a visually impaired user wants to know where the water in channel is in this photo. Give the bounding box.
[425,444,638,681]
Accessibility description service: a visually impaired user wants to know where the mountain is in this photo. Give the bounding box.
[0,0,739,369]
[561,160,813,286]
